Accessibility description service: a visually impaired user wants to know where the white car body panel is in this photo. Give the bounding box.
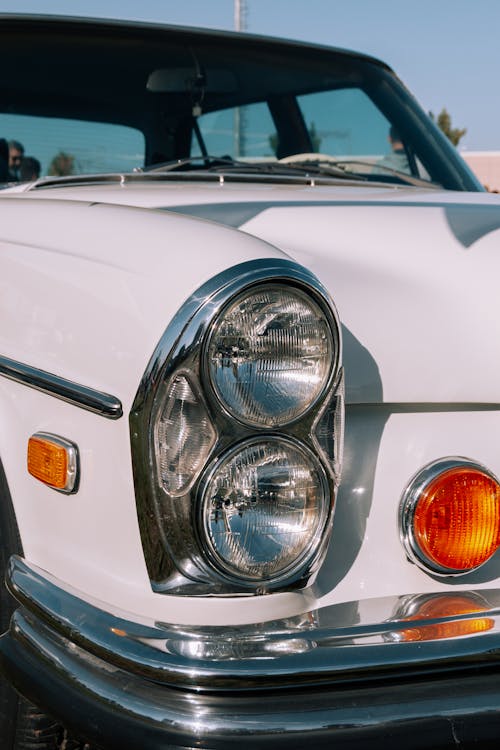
[2,184,500,624]
[10,183,500,403]
[0,197,284,401]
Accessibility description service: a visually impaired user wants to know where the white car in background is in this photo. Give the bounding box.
[0,14,500,750]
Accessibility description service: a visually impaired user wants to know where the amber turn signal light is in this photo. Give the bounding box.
[27,433,79,494]
[400,458,500,575]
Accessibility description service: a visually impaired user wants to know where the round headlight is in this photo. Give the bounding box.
[205,284,335,427]
[199,437,330,583]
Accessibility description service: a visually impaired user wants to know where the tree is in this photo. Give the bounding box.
[308,122,322,152]
[429,108,466,147]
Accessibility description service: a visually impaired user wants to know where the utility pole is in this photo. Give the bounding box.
[234,0,247,32]
[234,0,248,157]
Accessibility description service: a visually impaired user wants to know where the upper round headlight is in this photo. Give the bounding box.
[205,283,335,427]
[199,436,329,583]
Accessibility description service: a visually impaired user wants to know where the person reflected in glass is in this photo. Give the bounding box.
[0,139,9,181]
[19,156,41,182]
[377,126,410,173]
[8,139,24,180]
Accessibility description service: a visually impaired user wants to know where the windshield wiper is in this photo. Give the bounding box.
[143,154,437,187]
[141,156,246,173]
[140,155,370,182]
[297,157,440,189]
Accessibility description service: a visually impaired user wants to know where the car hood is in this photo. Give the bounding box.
[9,180,500,405]
[237,193,500,406]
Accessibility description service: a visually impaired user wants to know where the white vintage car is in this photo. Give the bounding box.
[1,13,500,750]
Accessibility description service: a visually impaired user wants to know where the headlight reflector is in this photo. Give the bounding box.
[206,284,334,427]
[199,437,329,582]
[155,374,216,496]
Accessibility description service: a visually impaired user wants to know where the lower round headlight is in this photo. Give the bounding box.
[199,437,330,583]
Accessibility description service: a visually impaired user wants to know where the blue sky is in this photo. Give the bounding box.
[0,0,497,151]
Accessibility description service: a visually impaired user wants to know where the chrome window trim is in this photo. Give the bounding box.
[130,258,343,595]
[399,456,500,577]
[0,355,123,419]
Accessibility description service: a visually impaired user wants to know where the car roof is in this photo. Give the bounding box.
[0,13,391,71]
[0,14,395,134]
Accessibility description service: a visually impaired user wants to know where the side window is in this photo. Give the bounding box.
[192,102,276,160]
[0,114,145,178]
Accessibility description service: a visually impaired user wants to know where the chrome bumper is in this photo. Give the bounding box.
[2,556,500,749]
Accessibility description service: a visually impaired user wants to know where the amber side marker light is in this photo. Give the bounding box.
[27,432,79,494]
[400,458,500,575]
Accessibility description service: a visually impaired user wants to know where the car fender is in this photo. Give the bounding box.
[0,197,299,622]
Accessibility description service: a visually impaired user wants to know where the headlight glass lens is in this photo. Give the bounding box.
[206,284,334,427]
[200,438,329,582]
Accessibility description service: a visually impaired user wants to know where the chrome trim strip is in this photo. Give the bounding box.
[29,170,369,191]
[7,556,500,692]
[0,355,123,419]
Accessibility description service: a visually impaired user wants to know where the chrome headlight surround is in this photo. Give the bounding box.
[130,258,343,596]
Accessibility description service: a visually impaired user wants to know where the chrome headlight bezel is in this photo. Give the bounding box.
[130,258,343,596]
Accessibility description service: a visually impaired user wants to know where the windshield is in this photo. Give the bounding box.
[0,17,482,191]
[190,86,433,185]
